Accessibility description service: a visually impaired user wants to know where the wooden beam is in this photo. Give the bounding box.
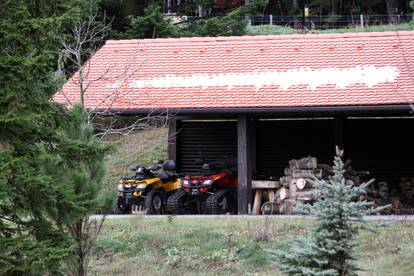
[168,117,178,162]
[252,180,281,189]
[237,116,252,214]
[251,119,257,176]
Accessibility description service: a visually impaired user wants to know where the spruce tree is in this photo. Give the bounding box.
[269,148,388,276]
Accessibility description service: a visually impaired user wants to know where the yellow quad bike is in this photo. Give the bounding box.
[117,160,181,214]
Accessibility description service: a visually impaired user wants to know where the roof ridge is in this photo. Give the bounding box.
[105,30,414,45]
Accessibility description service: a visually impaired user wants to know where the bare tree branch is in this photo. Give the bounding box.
[58,10,181,151]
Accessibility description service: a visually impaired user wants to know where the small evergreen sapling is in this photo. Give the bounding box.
[270,148,388,276]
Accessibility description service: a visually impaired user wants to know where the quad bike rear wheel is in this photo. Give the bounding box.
[166,189,187,214]
[145,190,164,214]
[206,190,233,214]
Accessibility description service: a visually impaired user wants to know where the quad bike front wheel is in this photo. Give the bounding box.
[145,190,164,214]
[117,197,131,214]
[206,190,233,214]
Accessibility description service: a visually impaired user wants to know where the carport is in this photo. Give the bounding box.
[55,31,414,214]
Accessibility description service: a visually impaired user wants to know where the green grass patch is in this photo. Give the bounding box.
[247,22,414,36]
[89,218,414,275]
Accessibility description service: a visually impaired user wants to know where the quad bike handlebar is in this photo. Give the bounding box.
[194,157,237,175]
[127,160,178,180]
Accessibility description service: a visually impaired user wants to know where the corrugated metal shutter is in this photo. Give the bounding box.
[344,118,414,185]
[256,119,335,178]
[177,121,237,174]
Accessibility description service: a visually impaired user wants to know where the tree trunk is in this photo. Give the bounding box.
[386,0,398,24]
[293,0,299,11]
[198,6,205,17]
[76,219,85,276]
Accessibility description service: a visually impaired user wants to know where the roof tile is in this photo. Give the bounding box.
[54,31,414,111]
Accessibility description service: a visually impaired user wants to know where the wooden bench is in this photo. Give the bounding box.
[252,180,281,215]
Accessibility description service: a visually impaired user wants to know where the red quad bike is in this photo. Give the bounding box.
[167,157,238,214]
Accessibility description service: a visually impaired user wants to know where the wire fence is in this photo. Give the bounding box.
[249,14,413,29]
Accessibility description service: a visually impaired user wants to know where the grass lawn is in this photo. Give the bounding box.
[246,22,414,35]
[89,217,414,275]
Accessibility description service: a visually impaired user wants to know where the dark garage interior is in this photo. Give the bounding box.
[172,115,414,214]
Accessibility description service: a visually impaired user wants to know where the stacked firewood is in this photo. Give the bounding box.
[261,156,414,215]
[262,156,323,215]
[388,178,414,214]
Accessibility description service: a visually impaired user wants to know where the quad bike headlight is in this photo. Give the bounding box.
[202,179,213,186]
[137,184,146,190]
[118,184,124,191]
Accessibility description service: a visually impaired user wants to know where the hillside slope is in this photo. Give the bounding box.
[103,128,168,196]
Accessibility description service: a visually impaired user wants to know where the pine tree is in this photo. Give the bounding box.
[125,4,184,39]
[269,148,388,276]
[0,1,103,274]
[39,104,110,276]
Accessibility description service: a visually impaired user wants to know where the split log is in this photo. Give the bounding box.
[284,167,293,176]
[289,181,297,199]
[295,178,307,190]
[279,176,292,186]
[279,199,297,214]
[278,187,288,200]
[400,178,414,201]
[377,182,390,201]
[288,156,317,170]
[363,182,390,207]
[292,169,321,179]
[295,189,322,202]
[318,163,333,179]
[275,187,283,199]
[345,179,355,186]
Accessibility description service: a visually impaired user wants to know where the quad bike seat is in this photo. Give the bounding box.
[156,160,178,183]
[156,172,178,183]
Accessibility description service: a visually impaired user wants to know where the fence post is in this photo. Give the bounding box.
[360,14,364,28]
[246,16,252,26]
[269,14,273,25]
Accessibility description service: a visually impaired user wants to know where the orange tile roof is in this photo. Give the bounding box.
[54,31,414,112]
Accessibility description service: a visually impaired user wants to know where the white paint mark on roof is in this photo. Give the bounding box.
[126,66,399,90]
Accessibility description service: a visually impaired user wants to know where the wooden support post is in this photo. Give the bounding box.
[267,189,275,202]
[168,117,178,162]
[238,116,253,214]
[252,190,262,215]
[251,119,257,176]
